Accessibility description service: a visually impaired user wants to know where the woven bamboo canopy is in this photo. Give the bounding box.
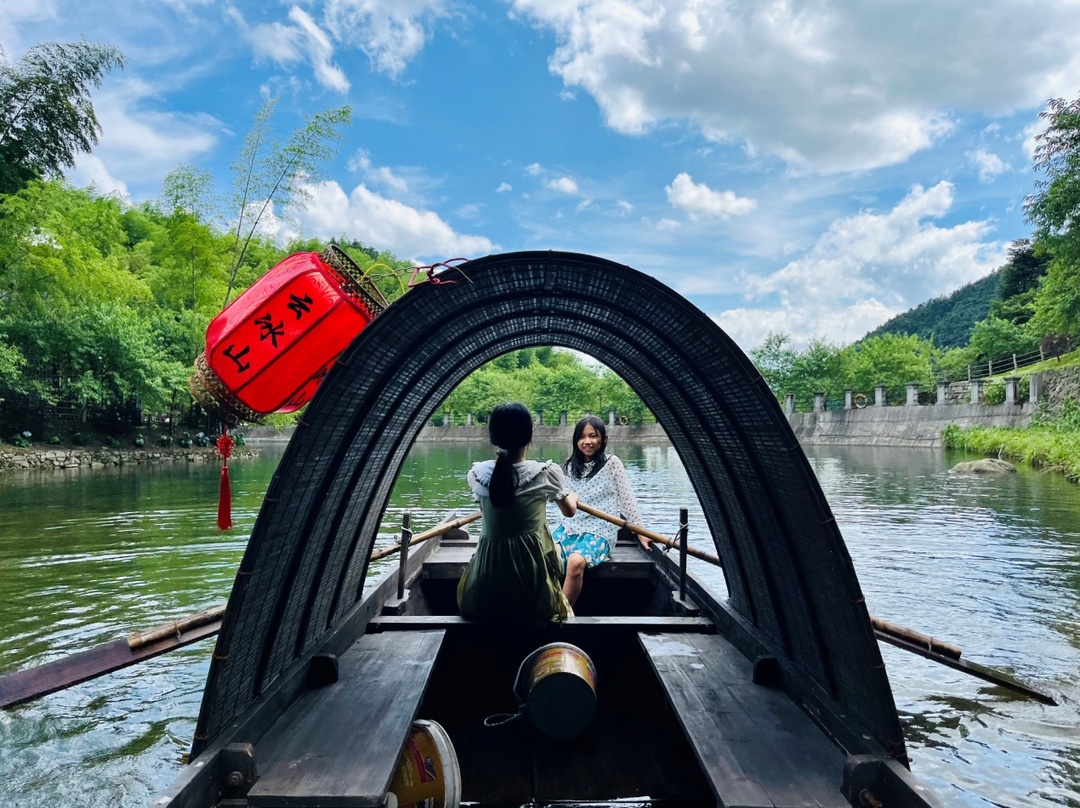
[192,251,904,760]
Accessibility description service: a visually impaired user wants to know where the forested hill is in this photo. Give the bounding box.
[861,270,1002,349]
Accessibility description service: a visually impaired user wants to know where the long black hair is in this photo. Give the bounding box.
[564,415,608,481]
[487,402,534,508]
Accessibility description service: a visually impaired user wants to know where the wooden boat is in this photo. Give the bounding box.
[153,251,945,807]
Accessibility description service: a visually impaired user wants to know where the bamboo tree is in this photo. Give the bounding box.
[224,101,352,306]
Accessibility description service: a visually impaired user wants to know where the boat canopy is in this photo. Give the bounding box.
[191,251,904,761]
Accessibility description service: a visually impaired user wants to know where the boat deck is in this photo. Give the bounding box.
[239,540,851,807]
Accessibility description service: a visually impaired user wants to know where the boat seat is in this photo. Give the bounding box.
[639,631,849,808]
[421,542,656,580]
[246,629,446,807]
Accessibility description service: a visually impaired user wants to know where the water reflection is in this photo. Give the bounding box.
[0,442,1078,807]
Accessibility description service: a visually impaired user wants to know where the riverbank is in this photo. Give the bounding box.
[0,445,259,473]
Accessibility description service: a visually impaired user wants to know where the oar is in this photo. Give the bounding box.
[0,605,225,709]
[370,510,481,560]
[576,502,1058,705]
[1,513,481,709]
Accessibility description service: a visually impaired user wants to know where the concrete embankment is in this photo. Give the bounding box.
[786,403,1036,448]
[0,446,257,473]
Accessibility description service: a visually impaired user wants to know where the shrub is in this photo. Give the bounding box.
[9,433,31,448]
[158,435,173,447]
[177,432,192,448]
[233,432,246,447]
[103,436,120,448]
[46,435,61,445]
[73,432,94,446]
[134,434,145,447]
[982,380,1006,405]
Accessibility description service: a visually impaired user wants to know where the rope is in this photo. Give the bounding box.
[408,258,473,287]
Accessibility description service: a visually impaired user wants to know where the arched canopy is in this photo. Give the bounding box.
[194,251,901,757]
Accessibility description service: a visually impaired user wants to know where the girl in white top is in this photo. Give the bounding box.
[551,416,650,606]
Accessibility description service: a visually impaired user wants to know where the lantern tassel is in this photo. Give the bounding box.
[217,464,233,530]
[215,429,236,530]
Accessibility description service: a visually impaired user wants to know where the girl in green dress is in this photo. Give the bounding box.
[457,402,579,623]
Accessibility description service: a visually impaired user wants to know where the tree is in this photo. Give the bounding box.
[225,99,352,305]
[1027,94,1080,336]
[749,332,797,398]
[0,40,124,195]
[840,333,939,402]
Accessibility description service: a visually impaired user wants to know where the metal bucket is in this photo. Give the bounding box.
[386,719,461,808]
[518,642,598,740]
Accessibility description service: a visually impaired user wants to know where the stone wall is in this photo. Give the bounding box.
[0,446,257,473]
[1039,365,1080,411]
[787,402,1036,448]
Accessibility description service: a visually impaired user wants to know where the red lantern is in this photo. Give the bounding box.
[190,245,387,421]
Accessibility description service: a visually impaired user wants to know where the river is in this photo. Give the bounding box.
[0,441,1078,807]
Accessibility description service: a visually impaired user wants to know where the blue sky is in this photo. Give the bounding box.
[4,1,1078,352]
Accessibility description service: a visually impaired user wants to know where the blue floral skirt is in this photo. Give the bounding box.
[552,525,611,569]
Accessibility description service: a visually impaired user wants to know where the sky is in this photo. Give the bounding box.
[3,0,1079,353]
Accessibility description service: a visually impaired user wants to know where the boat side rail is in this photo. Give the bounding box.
[368,614,717,632]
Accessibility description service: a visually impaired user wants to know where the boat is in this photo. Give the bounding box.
[153,251,944,807]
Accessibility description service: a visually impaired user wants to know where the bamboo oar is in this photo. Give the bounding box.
[1,608,225,709]
[370,510,482,561]
[576,502,720,565]
[576,501,1057,705]
[1,513,482,710]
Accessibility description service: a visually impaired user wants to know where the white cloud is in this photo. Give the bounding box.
[294,180,497,261]
[69,80,219,197]
[229,5,349,92]
[72,154,131,203]
[712,181,1007,349]
[525,163,543,176]
[665,173,755,220]
[496,182,513,193]
[347,149,412,196]
[545,176,580,195]
[967,148,1008,182]
[324,0,453,77]
[0,1,57,49]
[512,0,1080,172]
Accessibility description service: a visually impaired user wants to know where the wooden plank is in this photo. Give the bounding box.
[247,630,445,808]
[639,631,848,808]
[422,543,656,580]
[371,615,716,632]
[0,619,221,709]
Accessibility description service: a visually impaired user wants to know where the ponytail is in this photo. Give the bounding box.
[488,452,517,509]
[486,402,533,509]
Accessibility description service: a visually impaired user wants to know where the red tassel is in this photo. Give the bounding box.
[215,430,236,530]
[218,465,233,530]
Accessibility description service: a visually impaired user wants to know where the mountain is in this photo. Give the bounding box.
[862,270,1002,349]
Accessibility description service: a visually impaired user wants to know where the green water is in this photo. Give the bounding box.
[1,441,1079,807]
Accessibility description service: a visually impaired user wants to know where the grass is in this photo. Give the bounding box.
[942,399,1080,482]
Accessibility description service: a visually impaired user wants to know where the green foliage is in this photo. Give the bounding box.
[967,315,1039,361]
[438,350,650,425]
[941,399,1080,481]
[1027,95,1080,337]
[72,432,93,446]
[839,333,940,403]
[8,433,31,448]
[862,271,1001,349]
[0,39,124,194]
[46,434,61,445]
